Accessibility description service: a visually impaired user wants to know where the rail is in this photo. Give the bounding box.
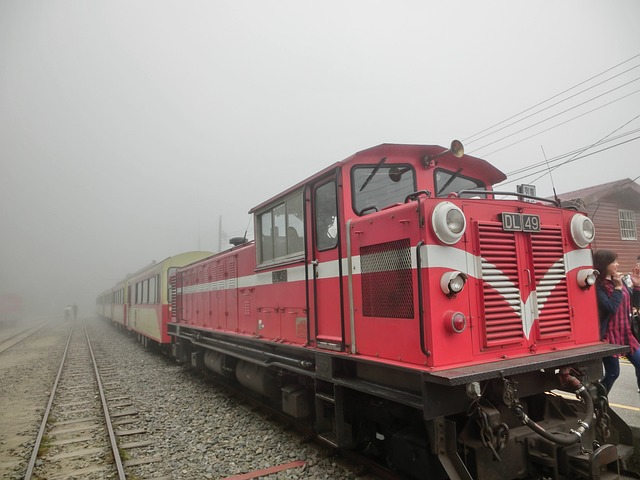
[24,320,126,479]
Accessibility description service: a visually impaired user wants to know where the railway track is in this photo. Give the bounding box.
[24,320,164,480]
[0,322,48,355]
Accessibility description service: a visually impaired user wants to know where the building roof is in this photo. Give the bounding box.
[555,178,640,207]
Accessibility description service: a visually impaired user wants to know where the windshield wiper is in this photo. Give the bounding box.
[437,168,463,196]
[359,157,386,192]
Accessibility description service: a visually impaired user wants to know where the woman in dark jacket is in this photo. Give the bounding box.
[594,250,640,393]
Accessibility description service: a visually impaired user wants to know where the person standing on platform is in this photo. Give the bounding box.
[593,250,640,393]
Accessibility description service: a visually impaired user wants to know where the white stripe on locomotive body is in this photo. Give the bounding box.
[179,246,593,292]
[177,246,594,339]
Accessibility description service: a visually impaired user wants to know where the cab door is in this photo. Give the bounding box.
[308,174,345,350]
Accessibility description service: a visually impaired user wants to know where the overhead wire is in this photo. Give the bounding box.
[460,53,640,189]
[477,87,640,158]
[499,113,640,184]
[505,127,640,176]
[465,64,640,148]
[497,134,640,187]
[463,52,640,145]
[469,82,640,156]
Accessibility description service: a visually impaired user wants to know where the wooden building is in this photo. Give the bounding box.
[556,178,640,272]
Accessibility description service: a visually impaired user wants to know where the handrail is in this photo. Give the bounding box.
[456,189,560,206]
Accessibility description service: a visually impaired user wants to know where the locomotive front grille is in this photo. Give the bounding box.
[531,226,571,339]
[478,222,572,348]
[360,239,414,319]
[478,223,524,347]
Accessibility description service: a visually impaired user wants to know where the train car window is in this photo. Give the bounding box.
[256,190,305,266]
[273,203,287,258]
[434,168,487,198]
[352,164,416,215]
[315,180,338,250]
[285,194,304,254]
[149,275,157,304]
[258,211,274,263]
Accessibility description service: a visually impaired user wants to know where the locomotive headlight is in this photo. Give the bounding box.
[440,271,468,296]
[432,201,467,244]
[445,311,467,334]
[570,214,595,248]
[577,268,598,288]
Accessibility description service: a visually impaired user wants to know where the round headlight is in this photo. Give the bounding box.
[440,271,468,295]
[570,214,595,248]
[449,274,466,293]
[577,268,599,288]
[446,209,465,234]
[432,202,467,245]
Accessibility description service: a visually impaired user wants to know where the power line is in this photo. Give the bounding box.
[501,114,640,183]
[465,65,640,148]
[497,134,640,187]
[475,88,640,157]
[463,52,640,144]
[469,81,640,155]
[505,127,640,176]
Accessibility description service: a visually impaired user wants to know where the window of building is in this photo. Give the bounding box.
[619,209,638,240]
[256,190,305,265]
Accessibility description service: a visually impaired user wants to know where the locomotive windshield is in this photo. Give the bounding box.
[352,163,416,215]
[434,168,487,197]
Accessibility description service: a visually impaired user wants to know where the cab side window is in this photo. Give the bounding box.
[256,190,305,265]
[315,181,338,250]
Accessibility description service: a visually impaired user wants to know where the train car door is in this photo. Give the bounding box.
[309,175,345,350]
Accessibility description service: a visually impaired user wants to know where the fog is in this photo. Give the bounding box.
[1,1,639,316]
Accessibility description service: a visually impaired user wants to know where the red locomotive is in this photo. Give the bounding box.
[100,141,636,479]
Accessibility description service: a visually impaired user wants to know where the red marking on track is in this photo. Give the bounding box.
[221,460,307,479]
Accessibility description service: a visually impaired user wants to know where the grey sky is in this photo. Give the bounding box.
[1,1,639,314]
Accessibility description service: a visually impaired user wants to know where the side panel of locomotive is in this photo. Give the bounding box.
[173,212,309,345]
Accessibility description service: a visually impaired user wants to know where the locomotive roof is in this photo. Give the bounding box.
[250,143,507,213]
